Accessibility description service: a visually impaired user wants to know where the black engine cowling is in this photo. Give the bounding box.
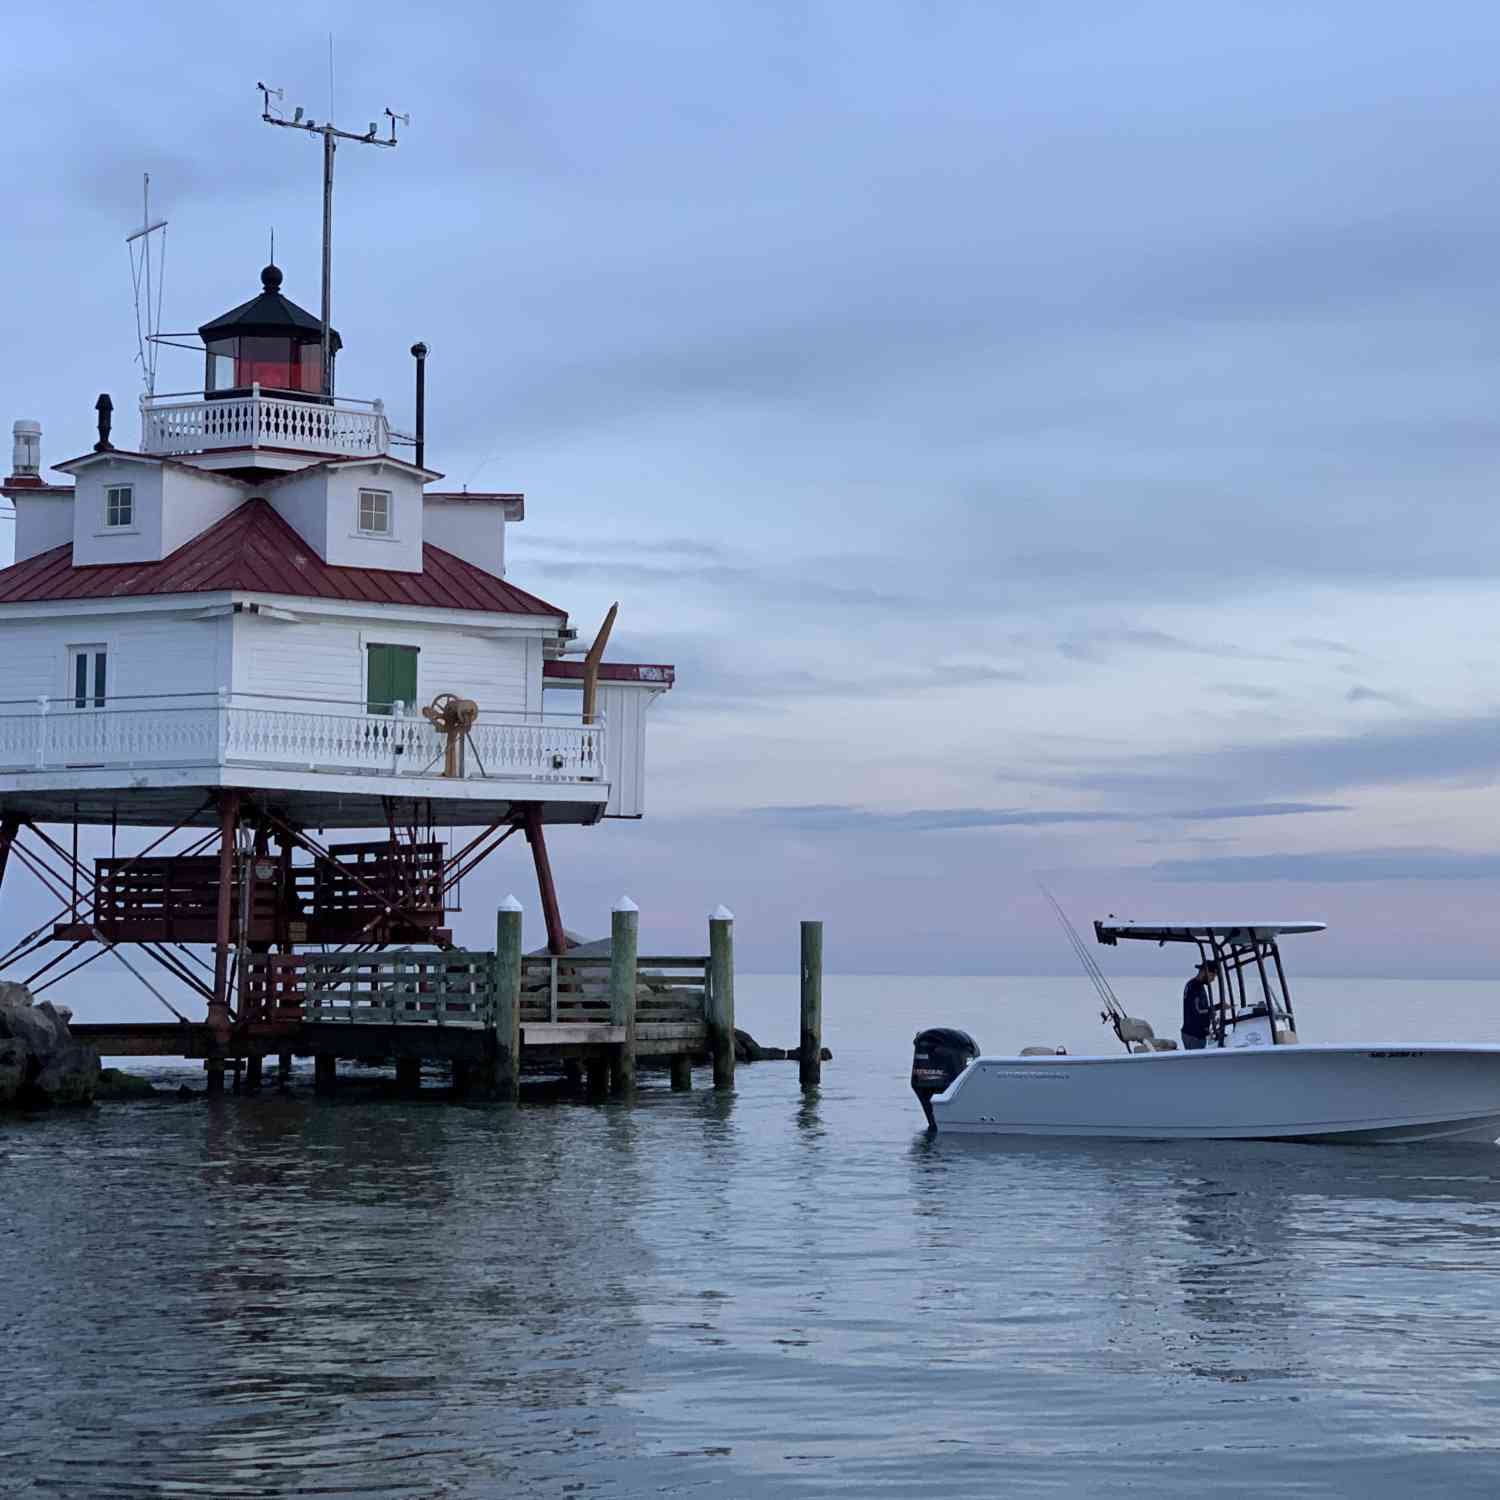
[911,1027,979,1128]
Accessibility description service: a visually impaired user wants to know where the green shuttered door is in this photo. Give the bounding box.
[366,644,419,713]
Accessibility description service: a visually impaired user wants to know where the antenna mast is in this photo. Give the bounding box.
[256,78,409,397]
[126,174,168,396]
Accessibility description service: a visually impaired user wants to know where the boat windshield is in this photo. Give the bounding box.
[1094,921,1325,1044]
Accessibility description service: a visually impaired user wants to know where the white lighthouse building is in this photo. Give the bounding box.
[0,261,672,1082]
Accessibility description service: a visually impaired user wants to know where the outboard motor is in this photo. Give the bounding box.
[911,1027,979,1128]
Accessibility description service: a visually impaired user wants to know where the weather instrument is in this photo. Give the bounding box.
[256,77,409,395]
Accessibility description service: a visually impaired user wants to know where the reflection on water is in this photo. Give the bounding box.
[9,975,1500,1496]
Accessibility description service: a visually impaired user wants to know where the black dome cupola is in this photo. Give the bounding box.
[197,264,342,399]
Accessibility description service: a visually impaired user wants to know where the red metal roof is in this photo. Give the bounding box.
[0,498,567,620]
[544,660,674,687]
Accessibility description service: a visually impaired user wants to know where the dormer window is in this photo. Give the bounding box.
[105,485,134,529]
[357,488,392,537]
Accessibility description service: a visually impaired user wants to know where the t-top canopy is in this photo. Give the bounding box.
[1095,921,1326,946]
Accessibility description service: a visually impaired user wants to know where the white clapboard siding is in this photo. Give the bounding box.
[599,683,647,817]
[0,612,230,706]
[543,680,656,818]
[233,613,532,715]
[420,633,528,714]
[233,617,355,709]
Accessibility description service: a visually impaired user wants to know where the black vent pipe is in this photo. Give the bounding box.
[410,343,428,469]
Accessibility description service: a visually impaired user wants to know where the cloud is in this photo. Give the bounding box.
[517,534,731,563]
[747,801,1348,835]
[1153,849,1500,883]
[1057,626,1283,665]
[1291,636,1363,658]
[1345,684,1407,706]
[1033,711,1500,805]
[1209,682,1286,702]
[517,554,925,613]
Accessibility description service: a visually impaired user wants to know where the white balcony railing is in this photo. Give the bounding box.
[0,695,605,787]
[140,387,390,459]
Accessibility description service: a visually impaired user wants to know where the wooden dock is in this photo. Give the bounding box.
[65,908,825,1100]
[71,927,728,1094]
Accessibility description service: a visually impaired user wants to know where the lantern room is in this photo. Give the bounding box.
[196,264,341,399]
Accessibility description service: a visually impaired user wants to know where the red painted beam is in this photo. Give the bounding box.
[521,803,568,956]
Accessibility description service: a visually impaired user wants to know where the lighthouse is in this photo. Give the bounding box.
[0,256,673,1091]
[198,262,340,402]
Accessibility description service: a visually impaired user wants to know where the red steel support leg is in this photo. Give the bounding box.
[0,815,19,898]
[0,815,19,951]
[207,791,241,1092]
[521,803,567,956]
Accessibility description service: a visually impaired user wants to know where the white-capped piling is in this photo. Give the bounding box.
[610,896,639,1094]
[493,894,523,1102]
[707,905,736,1090]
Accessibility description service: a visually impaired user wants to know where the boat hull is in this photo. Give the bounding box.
[929,1044,1500,1144]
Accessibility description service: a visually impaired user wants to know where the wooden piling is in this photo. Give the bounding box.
[800,919,823,1089]
[707,906,736,1091]
[206,1057,226,1095]
[670,1055,692,1091]
[396,1057,421,1093]
[207,789,239,1047]
[586,1056,610,1098]
[314,1054,336,1094]
[277,1052,292,1088]
[610,897,639,1095]
[493,895,523,1102]
[245,1055,264,1092]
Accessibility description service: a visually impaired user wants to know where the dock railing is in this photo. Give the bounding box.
[520,954,710,1025]
[241,950,711,1031]
[242,951,497,1028]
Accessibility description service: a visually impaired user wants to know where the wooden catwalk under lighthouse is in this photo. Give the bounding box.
[0,248,673,1089]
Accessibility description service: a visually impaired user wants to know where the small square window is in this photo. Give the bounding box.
[105,485,134,529]
[357,489,392,536]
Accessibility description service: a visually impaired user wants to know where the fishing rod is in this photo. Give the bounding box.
[1036,880,1134,1051]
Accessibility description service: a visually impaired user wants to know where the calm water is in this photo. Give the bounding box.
[8,975,1500,1497]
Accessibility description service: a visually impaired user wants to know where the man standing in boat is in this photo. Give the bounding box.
[1181,961,1217,1050]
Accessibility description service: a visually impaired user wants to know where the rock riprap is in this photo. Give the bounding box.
[0,981,100,1108]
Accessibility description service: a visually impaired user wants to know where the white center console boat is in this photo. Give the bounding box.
[912,920,1500,1144]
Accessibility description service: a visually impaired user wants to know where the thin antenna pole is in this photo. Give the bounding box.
[321,129,335,395]
[142,176,152,385]
[125,173,168,397]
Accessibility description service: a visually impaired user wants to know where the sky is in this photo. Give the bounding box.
[5,1,1500,983]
